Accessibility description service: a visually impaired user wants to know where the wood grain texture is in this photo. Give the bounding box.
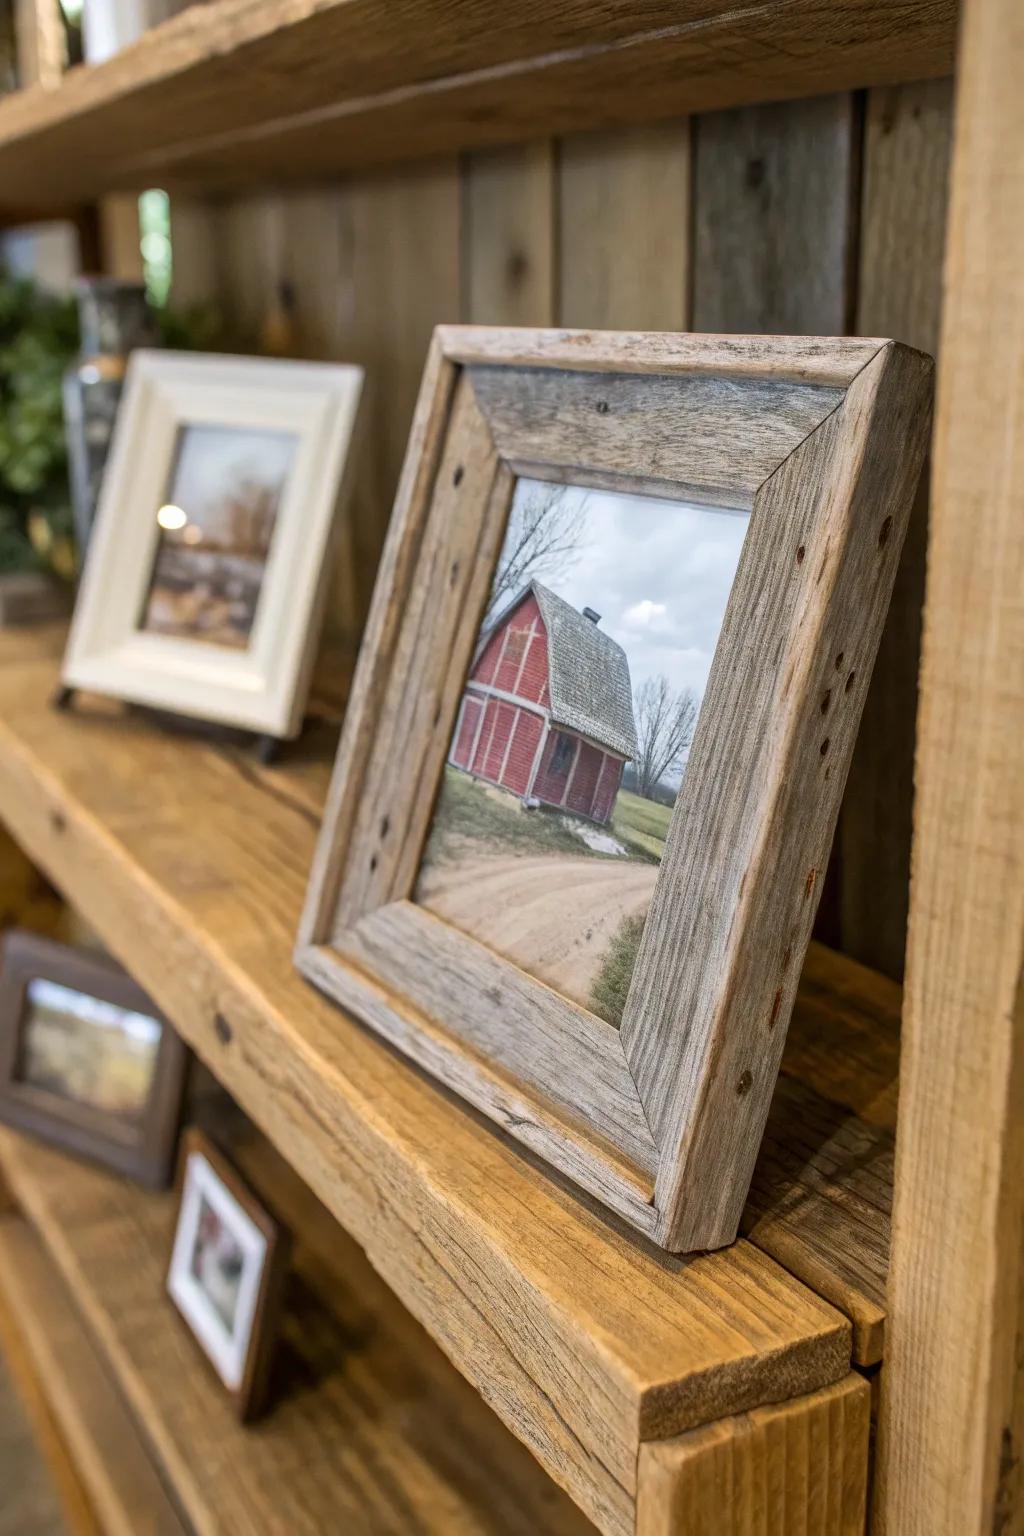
[437,325,885,385]
[167,196,221,310]
[325,899,659,1213]
[0,1,956,209]
[840,78,954,980]
[559,123,690,330]
[0,1300,75,1536]
[0,1127,597,1536]
[690,91,859,947]
[213,193,289,346]
[692,94,857,336]
[623,341,931,1249]
[319,368,508,929]
[636,1374,870,1536]
[468,360,843,508]
[876,3,1024,1530]
[749,941,901,1364]
[0,1279,99,1536]
[300,330,927,1250]
[463,142,555,326]
[13,0,63,89]
[0,1218,187,1536]
[0,629,852,1536]
[342,160,462,641]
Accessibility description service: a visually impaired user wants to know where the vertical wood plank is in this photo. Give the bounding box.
[462,142,555,326]
[338,159,461,641]
[637,1374,870,1536]
[876,4,1024,1530]
[559,123,690,329]
[840,80,953,980]
[691,92,857,946]
[692,95,857,336]
[99,197,144,282]
[279,186,354,361]
[14,0,63,88]
[168,197,221,311]
[213,193,289,347]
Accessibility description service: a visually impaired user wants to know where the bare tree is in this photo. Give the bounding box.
[485,483,586,623]
[632,676,698,799]
[225,478,280,556]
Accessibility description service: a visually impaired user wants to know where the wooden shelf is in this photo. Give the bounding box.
[0,0,957,209]
[0,1215,188,1536]
[0,1118,596,1536]
[0,627,899,1536]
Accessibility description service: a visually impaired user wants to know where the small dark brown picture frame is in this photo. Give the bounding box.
[297,326,934,1254]
[0,929,188,1187]
[167,1127,289,1422]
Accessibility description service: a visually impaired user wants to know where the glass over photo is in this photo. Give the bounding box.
[139,424,297,649]
[190,1195,246,1336]
[415,478,749,1026]
[17,977,162,1117]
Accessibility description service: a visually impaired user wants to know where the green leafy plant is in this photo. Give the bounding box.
[0,276,78,576]
[0,272,226,578]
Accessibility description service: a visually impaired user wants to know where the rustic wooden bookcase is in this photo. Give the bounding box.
[0,1,1019,1532]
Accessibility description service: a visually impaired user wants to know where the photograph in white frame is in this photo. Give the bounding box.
[167,1146,268,1392]
[140,424,298,649]
[62,351,364,738]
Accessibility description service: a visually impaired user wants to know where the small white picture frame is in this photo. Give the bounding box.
[62,351,364,738]
[167,1131,287,1419]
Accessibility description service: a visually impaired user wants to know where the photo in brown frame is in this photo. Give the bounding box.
[0,929,188,1187]
[296,327,933,1254]
[166,1127,289,1421]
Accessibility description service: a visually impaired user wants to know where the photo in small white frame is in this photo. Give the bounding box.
[62,351,364,738]
[167,1129,288,1420]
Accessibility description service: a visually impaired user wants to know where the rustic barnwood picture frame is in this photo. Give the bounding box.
[297,327,932,1253]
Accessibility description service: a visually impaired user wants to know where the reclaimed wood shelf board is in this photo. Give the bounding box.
[0,0,957,208]
[0,1119,598,1536]
[0,628,899,1536]
[0,1215,189,1536]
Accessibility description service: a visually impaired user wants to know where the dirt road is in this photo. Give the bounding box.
[416,852,658,1011]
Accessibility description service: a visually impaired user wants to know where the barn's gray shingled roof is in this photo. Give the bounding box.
[485,582,638,759]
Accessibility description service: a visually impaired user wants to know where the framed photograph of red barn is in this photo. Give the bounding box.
[297,326,932,1253]
[449,579,636,828]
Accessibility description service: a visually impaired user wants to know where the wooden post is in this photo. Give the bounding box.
[877,0,1024,1529]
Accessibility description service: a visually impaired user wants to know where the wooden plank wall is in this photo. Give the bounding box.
[163,83,952,978]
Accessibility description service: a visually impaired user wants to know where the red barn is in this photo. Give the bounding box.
[449,582,638,825]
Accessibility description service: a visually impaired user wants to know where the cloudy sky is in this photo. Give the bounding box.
[504,478,749,731]
[166,425,297,543]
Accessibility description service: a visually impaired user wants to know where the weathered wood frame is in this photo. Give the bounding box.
[297,327,932,1252]
[0,929,188,1188]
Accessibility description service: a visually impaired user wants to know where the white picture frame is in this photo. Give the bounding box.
[168,1146,267,1392]
[167,1130,288,1419]
[62,351,364,739]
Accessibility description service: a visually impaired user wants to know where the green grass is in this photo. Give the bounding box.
[588,909,648,1027]
[426,766,598,863]
[611,789,673,862]
[425,767,672,869]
